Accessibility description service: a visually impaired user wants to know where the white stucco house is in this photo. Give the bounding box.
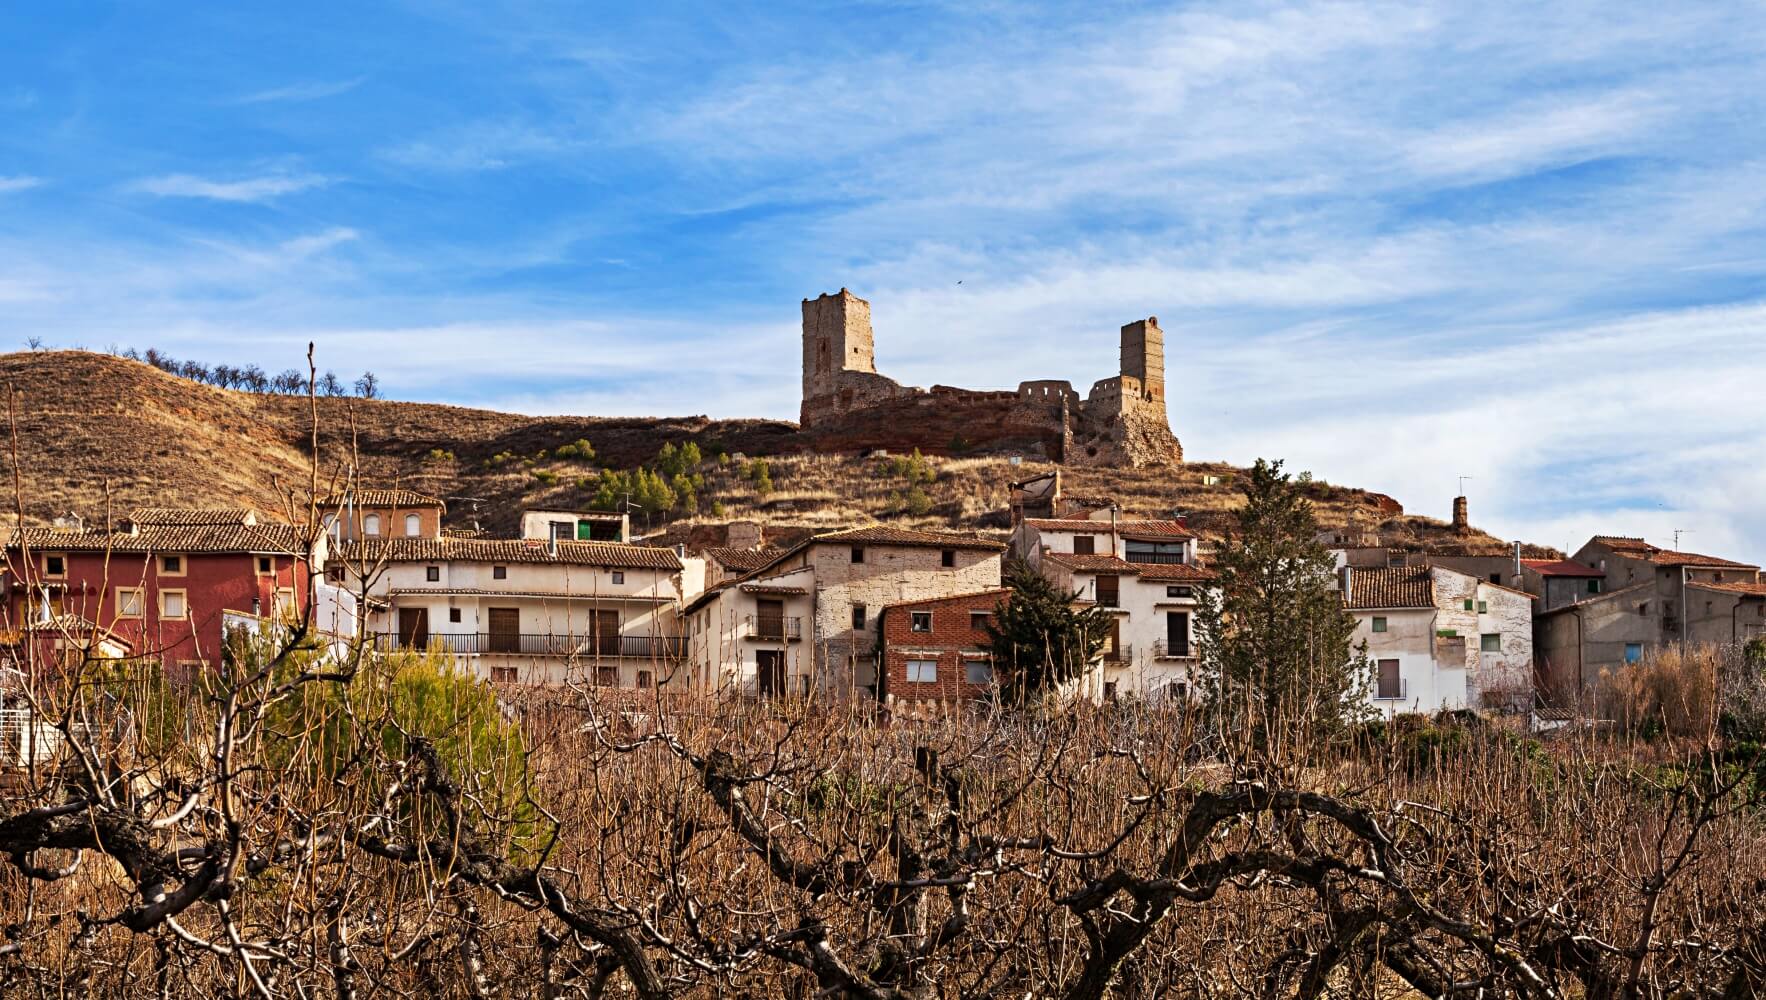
[1342,564,1535,717]
[338,536,695,688]
[1011,512,1216,702]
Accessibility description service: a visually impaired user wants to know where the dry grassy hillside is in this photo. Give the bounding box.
[1,350,1544,556]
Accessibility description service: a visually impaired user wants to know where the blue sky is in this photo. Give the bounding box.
[4,1,1766,563]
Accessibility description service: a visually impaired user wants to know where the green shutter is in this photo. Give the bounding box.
[577,521,594,540]
[1463,599,1474,611]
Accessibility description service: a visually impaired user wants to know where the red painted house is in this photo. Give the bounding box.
[3,508,326,672]
[877,588,1010,708]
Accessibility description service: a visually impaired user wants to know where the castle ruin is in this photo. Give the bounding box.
[799,289,1183,467]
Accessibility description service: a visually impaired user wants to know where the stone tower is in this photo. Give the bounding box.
[1119,317,1165,404]
[802,290,876,419]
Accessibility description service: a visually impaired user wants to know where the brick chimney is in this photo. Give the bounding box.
[1452,496,1470,533]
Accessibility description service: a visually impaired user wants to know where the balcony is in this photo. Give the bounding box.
[367,632,685,659]
[1374,678,1409,701]
[1152,639,1193,659]
[745,615,803,642]
[1102,643,1132,663]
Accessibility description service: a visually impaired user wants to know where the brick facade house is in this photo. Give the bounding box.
[877,588,1009,707]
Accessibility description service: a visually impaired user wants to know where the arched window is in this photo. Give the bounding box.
[364,513,380,536]
[405,513,421,537]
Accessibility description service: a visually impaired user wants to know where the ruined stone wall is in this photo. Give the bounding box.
[798,291,1184,467]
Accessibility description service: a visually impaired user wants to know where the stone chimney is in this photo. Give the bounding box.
[1452,496,1470,533]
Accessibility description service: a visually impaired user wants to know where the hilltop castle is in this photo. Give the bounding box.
[798,289,1183,467]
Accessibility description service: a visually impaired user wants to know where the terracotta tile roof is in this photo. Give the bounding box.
[1536,581,1656,616]
[880,588,1011,612]
[738,584,809,596]
[702,546,782,572]
[386,587,672,602]
[1690,581,1766,597]
[1136,562,1218,583]
[1591,536,1757,570]
[1044,552,1139,574]
[13,523,314,555]
[340,537,680,570]
[1344,566,1435,610]
[1523,558,1604,578]
[1024,517,1193,540]
[807,526,1006,552]
[320,489,445,509]
[129,507,259,527]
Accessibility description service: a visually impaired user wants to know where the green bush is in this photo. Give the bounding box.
[531,469,558,485]
[555,438,596,462]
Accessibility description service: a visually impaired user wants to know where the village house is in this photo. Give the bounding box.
[1011,510,1214,702]
[1342,564,1536,717]
[682,526,1005,699]
[876,588,1010,710]
[1535,536,1765,701]
[2,508,345,673]
[319,489,446,541]
[340,536,691,688]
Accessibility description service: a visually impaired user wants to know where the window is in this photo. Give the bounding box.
[852,605,867,629]
[43,553,66,577]
[326,565,344,583]
[637,670,654,689]
[906,659,938,683]
[1372,617,1388,633]
[850,546,865,564]
[364,514,380,536]
[1095,575,1119,607]
[160,554,184,575]
[969,610,992,629]
[1638,602,1649,616]
[1376,659,1403,700]
[1489,573,1502,584]
[1587,579,1601,594]
[596,666,619,686]
[449,608,462,623]
[1072,535,1095,555]
[551,521,574,541]
[941,549,955,567]
[611,571,625,585]
[490,666,518,683]
[1480,633,1501,653]
[911,612,932,633]
[159,589,188,620]
[116,587,145,618]
[257,556,273,575]
[493,566,508,580]
[964,661,993,685]
[275,588,298,622]
[1475,600,1487,614]
[1166,586,1193,599]
[404,513,422,537]
[1463,599,1474,611]
[1625,643,1644,664]
[426,566,441,582]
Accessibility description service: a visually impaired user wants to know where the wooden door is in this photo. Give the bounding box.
[488,608,520,653]
[757,650,785,697]
[594,610,620,656]
[1095,575,1119,607]
[1166,612,1190,657]
[1106,617,1122,661]
[398,608,429,651]
[1377,659,1402,700]
[756,599,785,641]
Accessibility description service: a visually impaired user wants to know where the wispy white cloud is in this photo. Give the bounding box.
[126,172,330,202]
[232,77,366,105]
[0,176,43,194]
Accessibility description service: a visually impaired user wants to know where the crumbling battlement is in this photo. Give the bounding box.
[798,289,1183,467]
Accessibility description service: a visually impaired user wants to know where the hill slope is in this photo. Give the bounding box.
[1,350,1543,556]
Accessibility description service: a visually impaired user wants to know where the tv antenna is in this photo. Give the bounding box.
[1673,528,1690,550]
[1457,475,1474,496]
